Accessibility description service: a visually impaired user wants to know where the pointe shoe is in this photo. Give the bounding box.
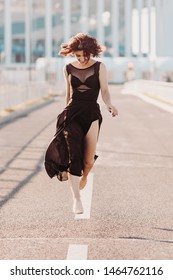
[73,199,83,214]
[79,177,87,190]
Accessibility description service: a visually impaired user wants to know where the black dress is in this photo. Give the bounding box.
[45,61,102,180]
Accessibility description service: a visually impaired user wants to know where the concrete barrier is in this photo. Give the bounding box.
[122,79,173,106]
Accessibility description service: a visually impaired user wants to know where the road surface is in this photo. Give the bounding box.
[0,85,173,260]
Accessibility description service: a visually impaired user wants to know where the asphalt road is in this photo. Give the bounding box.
[0,85,173,260]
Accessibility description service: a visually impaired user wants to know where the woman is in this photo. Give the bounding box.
[45,33,118,214]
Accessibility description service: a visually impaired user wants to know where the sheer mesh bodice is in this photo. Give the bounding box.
[66,62,101,101]
[69,66,94,92]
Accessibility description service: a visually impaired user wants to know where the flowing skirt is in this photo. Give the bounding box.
[44,100,102,180]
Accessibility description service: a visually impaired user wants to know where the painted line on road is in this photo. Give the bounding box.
[66,244,88,260]
[128,92,173,114]
[66,172,94,259]
[75,172,94,220]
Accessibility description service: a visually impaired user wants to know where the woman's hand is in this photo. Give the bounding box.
[107,105,118,117]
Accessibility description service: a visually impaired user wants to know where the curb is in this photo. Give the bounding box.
[0,98,55,127]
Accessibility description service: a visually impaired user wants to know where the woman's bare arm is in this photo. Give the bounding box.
[63,66,71,106]
[99,63,118,117]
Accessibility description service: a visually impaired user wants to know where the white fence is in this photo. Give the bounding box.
[35,57,173,84]
[35,57,152,84]
[0,82,51,112]
[1,57,173,84]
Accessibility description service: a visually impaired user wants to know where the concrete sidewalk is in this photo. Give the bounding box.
[122,80,173,114]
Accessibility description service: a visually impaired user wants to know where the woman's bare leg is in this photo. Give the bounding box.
[69,174,83,214]
[80,120,99,189]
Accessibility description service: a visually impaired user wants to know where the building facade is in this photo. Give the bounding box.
[0,0,173,68]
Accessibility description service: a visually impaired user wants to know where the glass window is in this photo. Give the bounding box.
[53,0,81,56]
[88,0,97,38]
[31,0,46,63]
[0,0,4,64]
[70,0,80,36]
[88,0,112,57]
[52,0,64,57]
[119,0,125,56]
[102,0,111,57]
[11,0,25,63]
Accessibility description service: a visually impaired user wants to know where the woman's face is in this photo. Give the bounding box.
[74,50,89,65]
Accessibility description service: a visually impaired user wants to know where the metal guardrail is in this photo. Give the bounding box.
[0,82,49,111]
[0,81,65,112]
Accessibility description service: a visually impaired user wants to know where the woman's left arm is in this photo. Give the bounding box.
[99,63,118,117]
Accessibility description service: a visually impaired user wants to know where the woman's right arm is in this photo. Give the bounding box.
[63,66,71,106]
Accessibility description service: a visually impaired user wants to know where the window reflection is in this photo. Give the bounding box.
[11,0,25,63]
[0,0,4,64]
[52,0,63,57]
[31,0,45,63]
[0,0,158,65]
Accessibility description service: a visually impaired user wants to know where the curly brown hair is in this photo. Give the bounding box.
[59,33,102,58]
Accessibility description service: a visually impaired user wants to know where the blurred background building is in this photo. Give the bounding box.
[0,0,173,83]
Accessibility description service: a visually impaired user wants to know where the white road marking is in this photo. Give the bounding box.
[125,91,173,114]
[66,172,94,259]
[66,244,88,260]
[75,172,94,220]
